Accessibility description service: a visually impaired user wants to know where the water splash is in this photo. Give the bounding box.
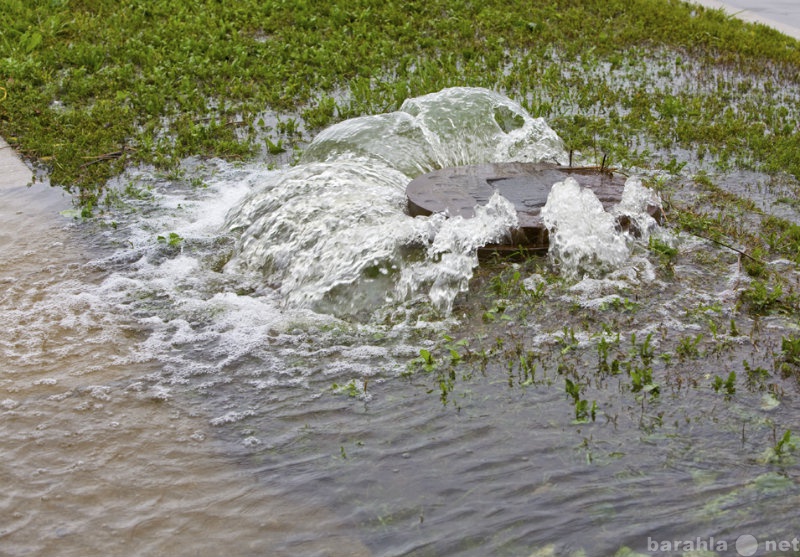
[542,176,662,278]
[301,87,568,173]
[395,192,519,314]
[224,158,427,314]
[612,175,663,238]
[225,87,567,316]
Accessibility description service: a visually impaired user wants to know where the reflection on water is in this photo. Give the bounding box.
[2,87,799,557]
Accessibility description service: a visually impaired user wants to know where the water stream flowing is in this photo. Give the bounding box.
[3,87,799,557]
[225,87,566,316]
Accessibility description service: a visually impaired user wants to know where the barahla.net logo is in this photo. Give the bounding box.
[647,536,728,553]
[647,534,800,555]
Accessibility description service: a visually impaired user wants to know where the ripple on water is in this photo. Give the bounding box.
[4,86,800,556]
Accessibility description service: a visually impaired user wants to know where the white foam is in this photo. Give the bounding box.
[541,176,663,279]
[541,177,631,277]
[13,88,651,401]
[396,192,519,314]
[225,88,566,316]
[613,176,663,239]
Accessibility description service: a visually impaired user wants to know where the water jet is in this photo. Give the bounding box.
[406,162,664,256]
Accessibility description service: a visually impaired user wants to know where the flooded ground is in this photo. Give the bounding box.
[0,173,370,556]
[2,81,799,557]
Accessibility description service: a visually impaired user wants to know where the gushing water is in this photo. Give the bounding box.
[225,87,568,316]
[395,192,519,314]
[613,175,664,235]
[4,86,800,557]
[541,176,663,278]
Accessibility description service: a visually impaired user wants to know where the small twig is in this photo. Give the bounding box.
[79,146,136,168]
[567,164,619,174]
[686,229,764,265]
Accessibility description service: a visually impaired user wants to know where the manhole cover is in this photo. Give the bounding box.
[406,162,660,254]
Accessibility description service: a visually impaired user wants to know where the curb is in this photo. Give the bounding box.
[0,136,33,191]
[690,0,800,41]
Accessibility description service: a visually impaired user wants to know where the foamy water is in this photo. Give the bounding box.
[83,87,665,387]
[541,176,663,278]
[225,87,570,316]
[4,86,798,557]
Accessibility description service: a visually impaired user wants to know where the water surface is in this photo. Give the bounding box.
[2,87,799,557]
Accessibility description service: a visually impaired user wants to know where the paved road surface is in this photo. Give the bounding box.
[0,137,32,190]
[693,0,800,40]
[723,0,800,31]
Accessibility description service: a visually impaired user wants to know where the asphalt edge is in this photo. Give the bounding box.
[0,136,33,191]
[690,0,800,41]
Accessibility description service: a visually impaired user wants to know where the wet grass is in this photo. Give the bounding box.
[4,0,800,473]
[400,160,800,468]
[404,247,798,466]
[2,0,800,209]
[6,5,800,551]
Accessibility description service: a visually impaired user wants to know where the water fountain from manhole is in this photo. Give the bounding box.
[406,162,664,257]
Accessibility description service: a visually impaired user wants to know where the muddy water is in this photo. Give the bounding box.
[2,87,800,557]
[0,181,369,556]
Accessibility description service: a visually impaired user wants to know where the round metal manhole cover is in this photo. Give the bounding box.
[406,162,659,254]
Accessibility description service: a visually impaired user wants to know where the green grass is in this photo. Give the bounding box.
[2,0,800,207]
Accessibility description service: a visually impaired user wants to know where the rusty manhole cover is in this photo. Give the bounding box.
[406,162,660,254]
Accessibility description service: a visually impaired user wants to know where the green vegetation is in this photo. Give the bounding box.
[3,0,800,467]
[647,236,678,265]
[773,429,795,459]
[332,379,366,398]
[712,370,737,397]
[407,211,795,440]
[761,428,797,464]
[565,377,597,423]
[2,0,800,210]
[157,231,183,248]
[779,335,800,380]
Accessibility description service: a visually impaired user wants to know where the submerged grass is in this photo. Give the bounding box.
[2,0,800,207]
[4,0,800,447]
[5,3,800,551]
